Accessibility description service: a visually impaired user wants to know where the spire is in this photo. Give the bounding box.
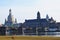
[8,9,12,21]
[5,18,7,24]
[51,17,53,20]
[7,9,15,24]
[15,18,17,23]
[46,14,49,21]
[37,11,41,19]
[9,9,11,13]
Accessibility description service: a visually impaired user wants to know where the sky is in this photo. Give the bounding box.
[0,0,60,24]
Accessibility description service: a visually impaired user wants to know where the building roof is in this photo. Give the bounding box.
[25,18,51,23]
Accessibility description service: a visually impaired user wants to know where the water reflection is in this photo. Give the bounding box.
[46,32,60,35]
[41,32,60,37]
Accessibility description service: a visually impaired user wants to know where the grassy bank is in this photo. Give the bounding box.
[0,36,60,40]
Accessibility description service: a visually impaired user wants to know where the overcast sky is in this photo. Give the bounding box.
[0,0,60,24]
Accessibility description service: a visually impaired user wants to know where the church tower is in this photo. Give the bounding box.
[8,9,12,22]
[4,18,7,24]
[46,14,49,21]
[15,18,17,24]
[8,9,14,24]
[37,11,41,19]
[4,9,18,27]
[51,17,53,20]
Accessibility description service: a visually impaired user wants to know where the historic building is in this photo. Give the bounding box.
[1,9,60,35]
[22,11,58,35]
[23,11,55,28]
[4,9,21,27]
[3,9,22,35]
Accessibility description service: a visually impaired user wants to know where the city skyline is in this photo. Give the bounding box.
[0,0,60,24]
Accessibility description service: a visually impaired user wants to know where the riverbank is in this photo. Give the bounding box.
[0,35,60,40]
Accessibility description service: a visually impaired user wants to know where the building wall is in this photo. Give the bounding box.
[0,27,6,35]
